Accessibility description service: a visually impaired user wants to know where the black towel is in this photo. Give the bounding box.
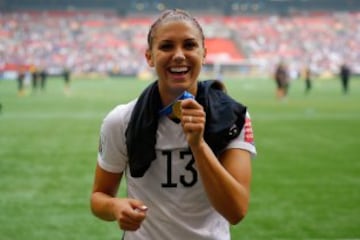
[125,80,247,178]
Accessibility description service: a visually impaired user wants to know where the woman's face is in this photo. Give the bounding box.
[146,20,206,100]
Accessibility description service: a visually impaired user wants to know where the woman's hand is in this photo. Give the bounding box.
[180,98,206,147]
[111,198,148,231]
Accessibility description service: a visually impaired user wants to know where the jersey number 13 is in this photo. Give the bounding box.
[161,150,198,188]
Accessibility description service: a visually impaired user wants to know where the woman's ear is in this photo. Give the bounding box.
[145,49,154,67]
[203,47,207,64]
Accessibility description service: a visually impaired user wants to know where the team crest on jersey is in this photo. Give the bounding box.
[244,117,254,145]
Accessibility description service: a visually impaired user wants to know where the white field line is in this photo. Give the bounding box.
[1,112,105,120]
[1,112,360,121]
[253,113,360,121]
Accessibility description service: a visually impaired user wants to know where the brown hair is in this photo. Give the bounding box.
[146,9,205,49]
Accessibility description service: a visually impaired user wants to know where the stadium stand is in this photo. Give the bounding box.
[205,38,245,64]
[1,1,359,78]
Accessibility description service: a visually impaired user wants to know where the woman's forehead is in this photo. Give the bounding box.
[153,20,202,41]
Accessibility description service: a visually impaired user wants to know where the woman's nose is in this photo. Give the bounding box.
[173,48,185,62]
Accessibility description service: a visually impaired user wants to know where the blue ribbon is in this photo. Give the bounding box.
[159,91,194,116]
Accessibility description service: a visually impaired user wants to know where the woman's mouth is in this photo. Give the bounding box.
[168,66,190,75]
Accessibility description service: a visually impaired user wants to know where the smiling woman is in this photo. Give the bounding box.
[90,9,257,240]
[145,9,206,104]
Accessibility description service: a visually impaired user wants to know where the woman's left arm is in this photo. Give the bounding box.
[181,98,252,224]
[191,144,252,225]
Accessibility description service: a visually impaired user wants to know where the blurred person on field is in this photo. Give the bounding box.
[17,68,26,96]
[339,63,351,94]
[63,67,71,94]
[39,67,48,91]
[30,65,39,93]
[274,61,290,100]
[304,65,312,94]
[90,9,256,240]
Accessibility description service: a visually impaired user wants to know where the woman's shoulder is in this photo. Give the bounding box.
[103,99,137,127]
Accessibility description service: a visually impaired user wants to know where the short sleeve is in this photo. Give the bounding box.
[97,102,135,173]
[225,111,257,158]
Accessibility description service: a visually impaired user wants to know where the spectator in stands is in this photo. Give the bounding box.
[90,9,256,240]
[274,61,290,100]
[339,63,351,94]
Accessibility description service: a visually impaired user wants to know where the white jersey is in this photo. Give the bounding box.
[98,99,257,240]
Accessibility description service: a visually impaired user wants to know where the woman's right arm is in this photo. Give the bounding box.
[90,163,122,221]
[90,164,147,231]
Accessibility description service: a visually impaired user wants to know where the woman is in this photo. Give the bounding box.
[90,9,256,240]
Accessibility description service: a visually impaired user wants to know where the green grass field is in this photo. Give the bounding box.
[1,75,359,239]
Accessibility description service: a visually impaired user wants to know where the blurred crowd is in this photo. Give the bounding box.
[0,11,150,76]
[233,12,360,75]
[0,10,359,77]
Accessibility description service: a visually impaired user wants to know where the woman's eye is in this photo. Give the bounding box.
[159,43,173,50]
[184,42,197,49]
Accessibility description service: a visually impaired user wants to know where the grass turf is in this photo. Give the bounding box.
[0,75,359,239]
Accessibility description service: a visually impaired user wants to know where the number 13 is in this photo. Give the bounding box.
[161,150,198,188]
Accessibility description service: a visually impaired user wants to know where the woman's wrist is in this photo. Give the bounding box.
[190,138,207,154]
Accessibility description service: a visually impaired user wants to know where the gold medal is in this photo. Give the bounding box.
[171,101,182,119]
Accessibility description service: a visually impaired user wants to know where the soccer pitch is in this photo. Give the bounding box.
[0,75,359,239]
